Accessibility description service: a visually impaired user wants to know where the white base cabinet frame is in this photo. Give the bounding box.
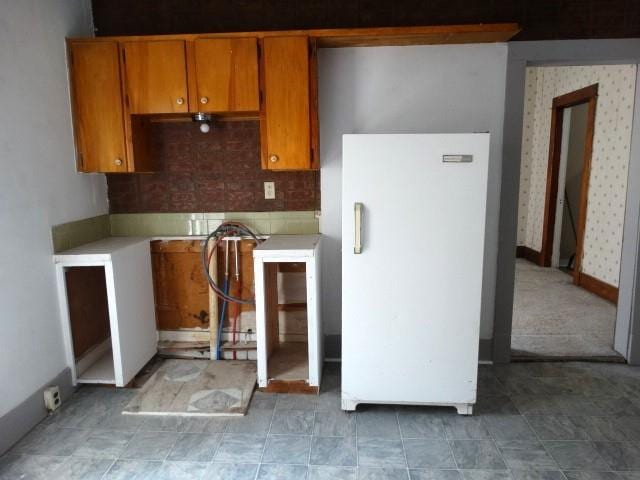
[54,237,157,387]
[253,235,322,388]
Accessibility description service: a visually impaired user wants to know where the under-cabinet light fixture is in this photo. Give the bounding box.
[192,112,212,133]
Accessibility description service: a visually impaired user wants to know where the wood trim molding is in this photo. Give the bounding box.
[516,245,542,265]
[552,84,599,109]
[67,23,520,48]
[539,84,598,275]
[572,95,598,285]
[259,379,319,394]
[577,272,618,304]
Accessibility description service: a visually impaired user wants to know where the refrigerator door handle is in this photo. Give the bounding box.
[354,202,363,254]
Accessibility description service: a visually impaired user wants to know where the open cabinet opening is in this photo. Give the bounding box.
[65,266,114,384]
[266,262,310,384]
[253,234,321,393]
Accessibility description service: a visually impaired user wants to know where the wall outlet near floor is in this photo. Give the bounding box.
[44,386,61,412]
[264,182,275,200]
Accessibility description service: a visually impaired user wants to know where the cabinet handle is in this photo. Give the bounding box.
[176,97,185,105]
[200,96,209,104]
[269,154,279,163]
[114,158,123,166]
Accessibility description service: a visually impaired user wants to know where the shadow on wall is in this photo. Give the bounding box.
[318,48,359,338]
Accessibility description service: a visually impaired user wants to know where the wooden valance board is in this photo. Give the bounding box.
[68,23,520,47]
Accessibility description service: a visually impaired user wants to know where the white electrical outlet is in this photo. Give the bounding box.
[264,181,275,199]
[44,386,61,412]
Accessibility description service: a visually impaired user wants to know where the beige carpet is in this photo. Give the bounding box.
[511,259,621,359]
[123,359,256,416]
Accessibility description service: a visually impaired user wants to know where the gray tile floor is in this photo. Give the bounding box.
[4,361,640,479]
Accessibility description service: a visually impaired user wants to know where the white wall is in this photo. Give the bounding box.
[318,44,508,339]
[0,0,107,417]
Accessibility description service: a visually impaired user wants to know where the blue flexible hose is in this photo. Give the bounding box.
[217,278,229,359]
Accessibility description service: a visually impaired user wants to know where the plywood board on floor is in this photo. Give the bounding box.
[123,359,256,416]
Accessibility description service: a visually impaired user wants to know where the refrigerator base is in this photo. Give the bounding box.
[341,397,474,416]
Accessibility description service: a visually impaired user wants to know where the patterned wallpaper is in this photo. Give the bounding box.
[517,64,637,287]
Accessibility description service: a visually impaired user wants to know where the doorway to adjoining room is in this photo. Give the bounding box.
[512,65,637,360]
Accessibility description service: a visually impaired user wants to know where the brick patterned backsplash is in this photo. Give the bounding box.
[106,120,320,213]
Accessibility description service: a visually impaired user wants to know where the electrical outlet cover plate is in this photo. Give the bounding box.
[264,182,275,200]
[44,386,61,412]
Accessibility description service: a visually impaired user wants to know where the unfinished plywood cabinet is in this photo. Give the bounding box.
[260,36,319,171]
[68,41,128,173]
[190,38,260,113]
[122,40,189,114]
[151,240,210,331]
[253,235,322,393]
[151,240,215,358]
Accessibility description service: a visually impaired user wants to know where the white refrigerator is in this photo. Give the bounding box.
[341,134,489,415]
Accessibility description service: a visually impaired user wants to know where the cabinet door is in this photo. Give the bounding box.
[192,38,259,113]
[68,42,128,173]
[261,36,313,170]
[122,40,189,114]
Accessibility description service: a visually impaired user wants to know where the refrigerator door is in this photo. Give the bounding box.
[341,134,489,414]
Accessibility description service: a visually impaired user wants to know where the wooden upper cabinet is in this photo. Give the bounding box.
[68,41,128,173]
[191,38,260,113]
[261,36,318,170]
[64,26,519,174]
[122,40,189,114]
